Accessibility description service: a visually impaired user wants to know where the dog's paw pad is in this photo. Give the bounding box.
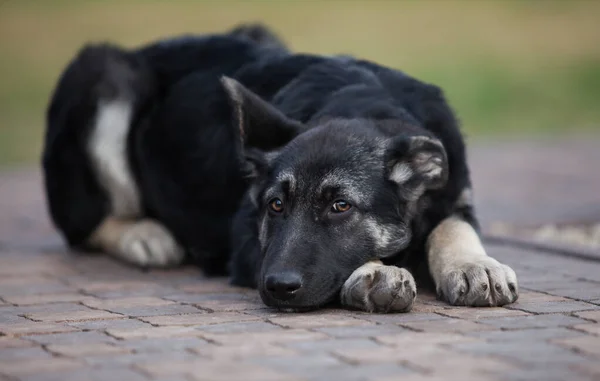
[438,257,518,307]
[342,264,416,313]
[118,220,185,267]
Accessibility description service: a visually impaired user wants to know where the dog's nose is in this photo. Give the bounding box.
[265,272,303,301]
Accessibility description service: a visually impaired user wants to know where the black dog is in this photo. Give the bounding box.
[43,24,518,312]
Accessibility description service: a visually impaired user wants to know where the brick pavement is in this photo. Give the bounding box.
[1,138,599,381]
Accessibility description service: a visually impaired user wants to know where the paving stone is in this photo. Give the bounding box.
[312,324,407,338]
[195,321,283,334]
[2,293,97,306]
[574,310,600,322]
[22,303,122,322]
[84,350,198,367]
[164,293,264,312]
[478,313,588,330]
[507,300,600,314]
[399,318,494,333]
[136,358,303,381]
[18,366,151,381]
[283,338,381,352]
[267,313,370,329]
[67,317,153,331]
[200,329,329,345]
[438,307,531,319]
[0,321,79,336]
[139,312,259,326]
[334,345,514,379]
[572,323,600,336]
[193,341,298,360]
[450,340,591,366]
[374,332,480,347]
[0,346,50,360]
[117,337,210,353]
[354,312,447,325]
[106,326,201,340]
[23,331,116,345]
[0,337,35,349]
[465,327,587,342]
[0,357,83,378]
[46,343,131,357]
[553,335,600,358]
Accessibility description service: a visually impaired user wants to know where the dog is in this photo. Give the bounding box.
[42,23,518,313]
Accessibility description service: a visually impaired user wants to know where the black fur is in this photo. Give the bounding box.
[43,24,478,310]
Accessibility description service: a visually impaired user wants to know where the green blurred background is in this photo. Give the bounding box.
[1,0,599,167]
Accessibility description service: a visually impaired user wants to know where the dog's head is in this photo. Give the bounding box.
[222,77,448,310]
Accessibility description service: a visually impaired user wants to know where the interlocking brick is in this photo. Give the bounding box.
[194,341,298,360]
[354,312,446,325]
[46,343,131,357]
[399,318,493,333]
[117,337,210,353]
[450,340,591,366]
[67,317,153,331]
[466,327,587,342]
[137,359,305,381]
[1,293,96,306]
[84,350,198,367]
[250,354,343,378]
[572,323,600,336]
[164,293,263,312]
[201,329,329,346]
[507,300,599,314]
[18,366,151,381]
[0,322,79,336]
[574,310,600,322]
[374,331,479,347]
[0,346,50,360]
[196,321,283,334]
[82,296,174,310]
[24,331,115,345]
[553,335,600,358]
[438,307,531,319]
[176,279,249,294]
[0,357,83,378]
[266,313,369,329]
[21,302,122,322]
[312,324,407,338]
[478,313,588,330]
[0,279,73,297]
[139,312,259,326]
[0,337,35,349]
[106,326,200,340]
[283,338,381,352]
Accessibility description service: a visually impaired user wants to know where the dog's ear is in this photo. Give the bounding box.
[385,135,448,192]
[221,76,304,152]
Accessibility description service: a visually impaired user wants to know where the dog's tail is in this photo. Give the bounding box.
[227,22,289,52]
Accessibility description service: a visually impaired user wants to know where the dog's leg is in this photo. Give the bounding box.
[88,217,184,267]
[427,216,518,306]
[340,260,417,313]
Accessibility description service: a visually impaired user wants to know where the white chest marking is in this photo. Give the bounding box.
[88,100,141,218]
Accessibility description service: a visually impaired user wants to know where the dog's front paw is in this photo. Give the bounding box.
[117,220,185,267]
[437,256,518,307]
[341,262,416,313]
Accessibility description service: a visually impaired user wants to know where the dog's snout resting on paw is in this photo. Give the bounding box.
[43,23,517,312]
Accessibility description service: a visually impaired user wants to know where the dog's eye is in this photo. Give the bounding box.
[269,198,284,213]
[331,200,351,213]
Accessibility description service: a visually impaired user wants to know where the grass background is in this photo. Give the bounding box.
[0,0,599,167]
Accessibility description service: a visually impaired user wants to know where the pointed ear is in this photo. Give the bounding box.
[385,135,449,192]
[221,76,304,151]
